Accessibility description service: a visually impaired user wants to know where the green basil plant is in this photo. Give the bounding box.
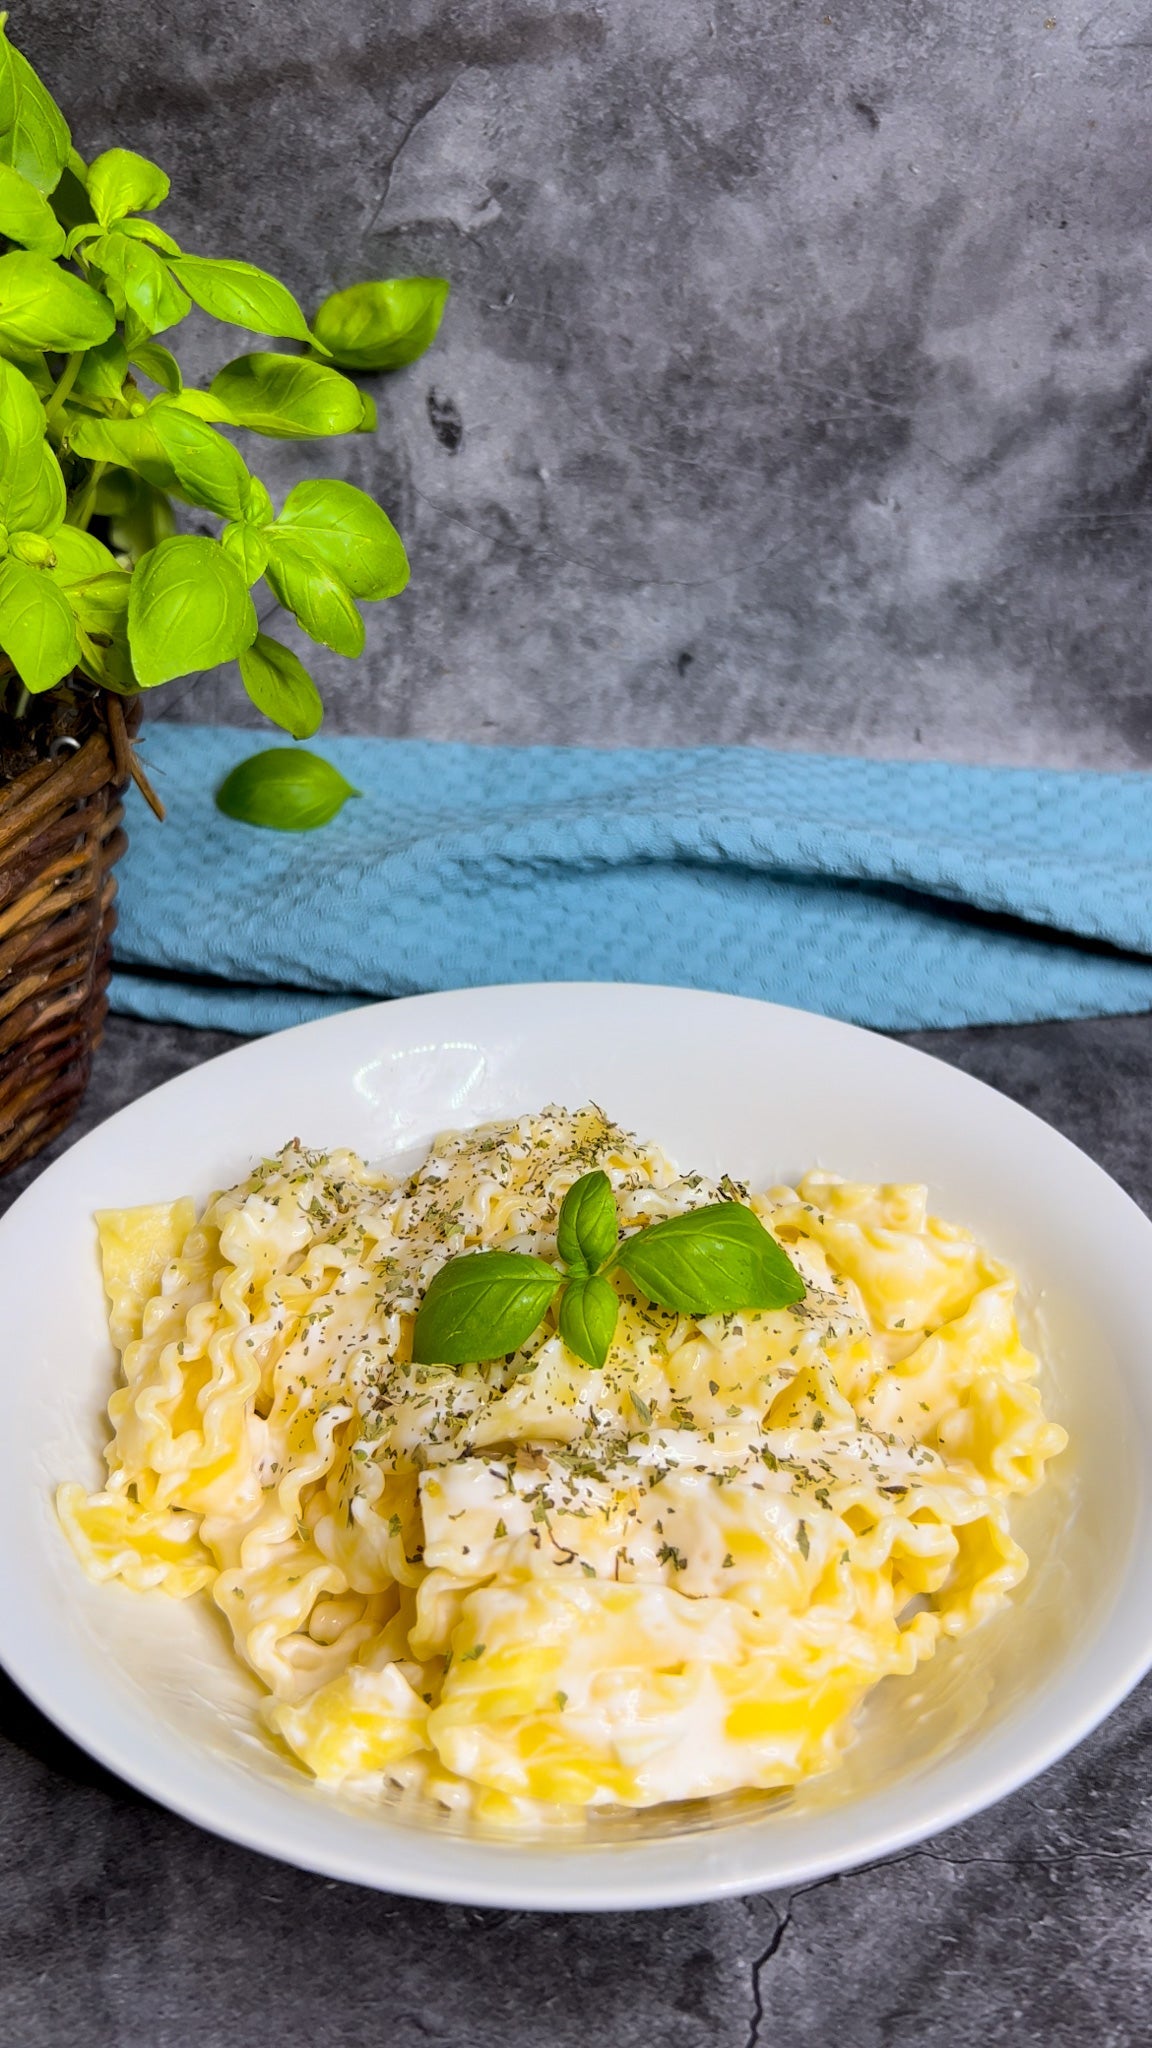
[412,1170,807,1372]
[0,14,449,828]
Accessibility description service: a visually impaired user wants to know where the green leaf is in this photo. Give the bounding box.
[0,161,63,252]
[0,19,71,195]
[0,355,64,535]
[208,352,370,439]
[614,1203,806,1318]
[116,217,181,257]
[87,230,189,338]
[127,532,257,686]
[220,519,268,585]
[49,162,93,236]
[556,1170,618,1275]
[264,529,363,656]
[70,404,251,521]
[64,569,135,691]
[9,528,53,566]
[0,251,113,350]
[0,555,76,690]
[169,254,319,347]
[214,746,359,832]
[73,333,129,403]
[241,474,273,525]
[86,148,169,227]
[238,632,322,739]
[276,478,408,600]
[312,276,449,372]
[145,403,250,519]
[129,340,182,393]
[557,1273,619,1370]
[93,466,176,560]
[166,386,233,422]
[411,1250,563,1366]
[45,522,120,581]
[7,438,64,536]
[0,350,47,505]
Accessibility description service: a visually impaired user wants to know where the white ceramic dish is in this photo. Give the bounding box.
[2,983,1150,1911]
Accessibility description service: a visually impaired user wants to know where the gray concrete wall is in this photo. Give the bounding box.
[16,0,1152,765]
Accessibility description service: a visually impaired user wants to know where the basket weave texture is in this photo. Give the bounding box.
[0,695,136,1174]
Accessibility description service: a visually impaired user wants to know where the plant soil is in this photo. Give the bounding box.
[0,679,105,786]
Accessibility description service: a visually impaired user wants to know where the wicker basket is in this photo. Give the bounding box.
[0,694,142,1174]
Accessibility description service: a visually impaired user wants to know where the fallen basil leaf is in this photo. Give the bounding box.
[557,1272,618,1370]
[556,1169,618,1275]
[238,632,322,740]
[614,1203,806,1317]
[214,746,359,832]
[412,1249,563,1366]
[312,276,449,371]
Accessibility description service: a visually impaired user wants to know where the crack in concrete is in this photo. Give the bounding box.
[743,1901,789,2048]
[738,1839,1152,2044]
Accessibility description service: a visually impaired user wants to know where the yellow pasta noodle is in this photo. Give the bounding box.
[59,1105,1066,1821]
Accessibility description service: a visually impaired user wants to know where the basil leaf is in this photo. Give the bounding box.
[264,529,363,656]
[44,523,120,582]
[127,533,257,686]
[169,254,319,348]
[87,230,189,338]
[129,340,182,393]
[614,1203,806,1317]
[275,479,408,600]
[0,20,70,195]
[220,519,269,586]
[312,276,449,372]
[9,528,56,567]
[557,1273,618,1370]
[64,570,135,692]
[556,1170,618,1275]
[74,334,129,403]
[214,747,360,832]
[94,467,176,560]
[145,404,250,519]
[48,162,94,238]
[86,147,169,227]
[0,556,77,691]
[116,217,182,257]
[6,439,65,538]
[238,632,322,739]
[0,251,113,350]
[0,354,60,532]
[0,161,64,253]
[411,1250,562,1366]
[208,352,369,439]
[72,406,251,521]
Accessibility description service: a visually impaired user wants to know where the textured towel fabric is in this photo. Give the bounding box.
[108,724,1152,1035]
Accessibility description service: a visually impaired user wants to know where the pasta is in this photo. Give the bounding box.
[58,1105,1066,1824]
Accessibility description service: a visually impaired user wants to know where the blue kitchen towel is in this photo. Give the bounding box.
[108,723,1152,1035]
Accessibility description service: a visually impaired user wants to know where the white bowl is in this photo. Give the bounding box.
[2,983,1149,1911]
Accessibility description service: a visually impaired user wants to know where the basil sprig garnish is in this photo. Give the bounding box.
[411,1167,805,1373]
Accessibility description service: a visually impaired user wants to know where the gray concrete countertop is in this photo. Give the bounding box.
[1,1013,1148,2048]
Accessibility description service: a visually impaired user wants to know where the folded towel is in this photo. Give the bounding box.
[108,724,1152,1035]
